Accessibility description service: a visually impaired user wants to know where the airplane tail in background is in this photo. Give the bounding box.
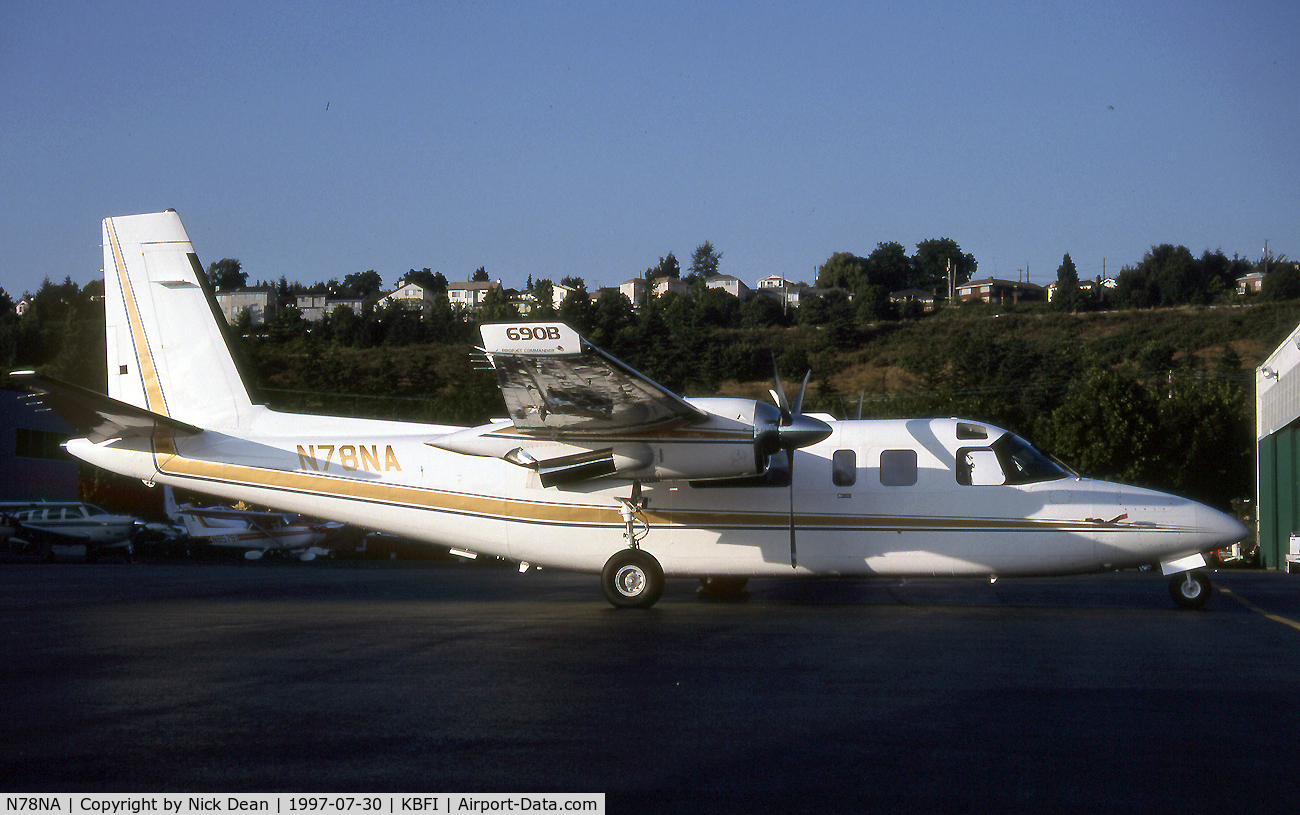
[103,210,257,430]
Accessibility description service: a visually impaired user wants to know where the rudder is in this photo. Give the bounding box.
[103,210,257,429]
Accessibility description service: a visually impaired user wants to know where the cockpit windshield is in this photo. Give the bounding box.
[992,433,1070,485]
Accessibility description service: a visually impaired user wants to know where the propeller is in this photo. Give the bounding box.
[761,356,832,569]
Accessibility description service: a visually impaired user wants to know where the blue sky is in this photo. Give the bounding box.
[2,0,1297,299]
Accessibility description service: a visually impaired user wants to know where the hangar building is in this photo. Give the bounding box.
[1256,324,1300,569]
[1,385,78,501]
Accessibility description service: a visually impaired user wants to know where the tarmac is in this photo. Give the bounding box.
[4,559,1300,814]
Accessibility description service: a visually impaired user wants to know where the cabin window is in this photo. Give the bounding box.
[879,449,917,487]
[832,450,856,487]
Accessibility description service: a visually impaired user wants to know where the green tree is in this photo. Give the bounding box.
[1053,253,1085,311]
[1113,245,1209,307]
[865,242,912,293]
[471,267,490,283]
[854,284,892,322]
[687,242,722,282]
[738,293,790,328]
[477,285,519,323]
[207,259,246,291]
[645,253,680,282]
[1262,262,1300,301]
[1156,375,1250,507]
[1036,368,1159,484]
[531,279,557,318]
[911,239,976,292]
[343,270,384,297]
[816,252,868,291]
[558,283,594,332]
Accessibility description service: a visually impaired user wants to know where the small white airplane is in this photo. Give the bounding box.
[162,486,334,561]
[0,501,139,561]
[10,210,1246,607]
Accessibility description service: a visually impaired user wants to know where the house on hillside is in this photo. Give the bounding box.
[1237,272,1265,295]
[446,280,502,315]
[706,275,752,302]
[889,289,937,313]
[378,282,437,316]
[956,278,1045,304]
[214,289,276,325]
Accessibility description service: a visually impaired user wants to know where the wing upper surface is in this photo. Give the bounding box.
[480,323,707,435]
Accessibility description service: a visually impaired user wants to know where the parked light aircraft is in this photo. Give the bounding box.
[9,210,1247,607]
[163,486,334,561]
[0,501,138,561]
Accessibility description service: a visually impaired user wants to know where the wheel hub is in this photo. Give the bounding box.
[615,565,646,597]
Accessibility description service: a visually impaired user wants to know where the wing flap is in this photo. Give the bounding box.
[9,371,203,443]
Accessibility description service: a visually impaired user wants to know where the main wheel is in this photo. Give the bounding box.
[1169,570,1211,610]
[601,549,664,609]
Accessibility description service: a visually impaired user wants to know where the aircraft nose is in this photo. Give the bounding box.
[1197,504,1248,546]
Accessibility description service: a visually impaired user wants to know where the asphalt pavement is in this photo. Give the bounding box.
[4,560,1300,814]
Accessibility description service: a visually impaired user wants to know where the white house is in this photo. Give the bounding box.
[651,277,691,297]
[705,275,751,301]
[378,282,436,316]
[447,280,502,315]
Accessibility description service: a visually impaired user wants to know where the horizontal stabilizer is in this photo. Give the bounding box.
[9,370,203,443]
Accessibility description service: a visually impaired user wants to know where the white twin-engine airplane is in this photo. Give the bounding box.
[12,210,1246,608]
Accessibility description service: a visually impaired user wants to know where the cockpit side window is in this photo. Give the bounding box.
[957,434,1069,486]
[957,448,1005,486]
[993,434,1069,484]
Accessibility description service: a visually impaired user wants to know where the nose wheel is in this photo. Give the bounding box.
[1169,570,1211,609]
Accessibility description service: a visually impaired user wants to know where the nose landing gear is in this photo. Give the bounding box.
[1169,570,1212,610]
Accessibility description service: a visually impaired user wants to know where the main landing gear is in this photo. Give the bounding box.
[601,483,665,609]
[1169,570,1212,610]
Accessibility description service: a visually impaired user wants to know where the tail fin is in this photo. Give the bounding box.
[163,485,181,522]
[103,210,257,429]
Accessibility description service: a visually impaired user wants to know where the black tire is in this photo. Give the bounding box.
[698,576,749,600]
[1169,570,1211,610]
[601,549,664,609]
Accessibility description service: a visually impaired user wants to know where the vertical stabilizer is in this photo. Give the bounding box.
[103,210,256,429]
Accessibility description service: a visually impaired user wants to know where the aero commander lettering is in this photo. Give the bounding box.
[297,444,401,472]
[505,325,561,342]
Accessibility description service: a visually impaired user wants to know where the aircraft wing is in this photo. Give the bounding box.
[176,506,297,524]
[479,323,707,435]
[14,523,93,544]
[8,371,203,443]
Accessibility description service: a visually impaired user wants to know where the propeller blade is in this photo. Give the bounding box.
[769,354,791,419]
[792,370,811,415]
